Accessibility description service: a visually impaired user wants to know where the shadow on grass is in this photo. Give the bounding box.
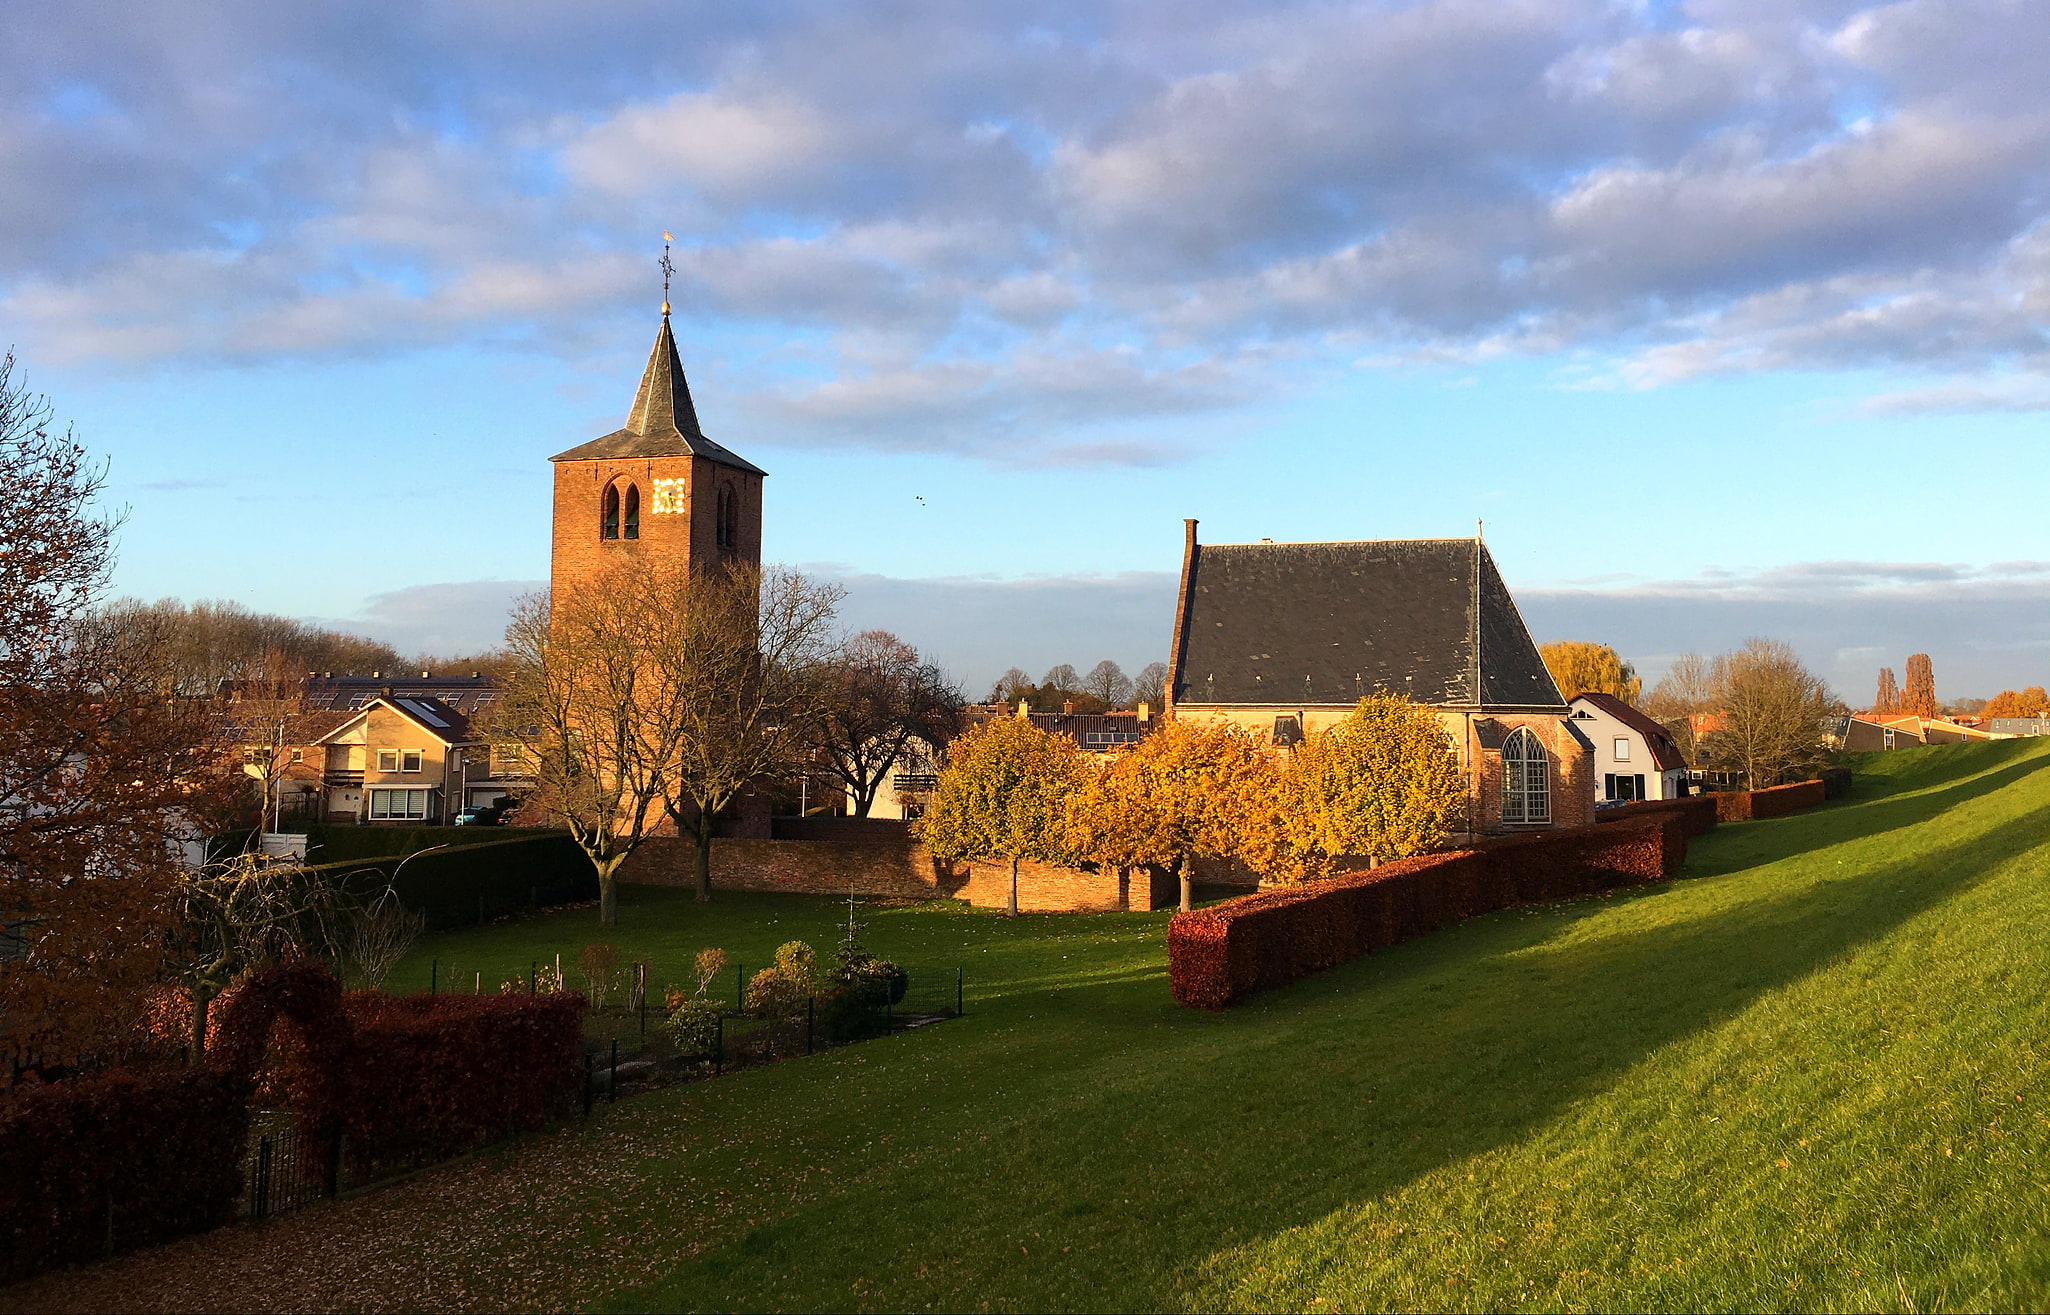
[618,742,2050,1313]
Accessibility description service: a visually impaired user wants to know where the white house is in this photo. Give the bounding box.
[1568,692,1688,803]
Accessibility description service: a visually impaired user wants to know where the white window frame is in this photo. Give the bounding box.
[1502,728,1551,825]
[400,750,423,774]
[1613,737,1631,761]
[367,787,430,821]
[377,749,399,772]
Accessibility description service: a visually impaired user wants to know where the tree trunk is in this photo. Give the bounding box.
[1179,853,1192,913]
[694,824,715,904]
[1008,856,1019,917]
[190,987,213,1059]
[599,873,617,926]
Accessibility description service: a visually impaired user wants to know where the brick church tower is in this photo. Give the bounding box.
[549,312,765,598]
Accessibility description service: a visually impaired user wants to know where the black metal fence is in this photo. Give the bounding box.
[237,1116,334,1221]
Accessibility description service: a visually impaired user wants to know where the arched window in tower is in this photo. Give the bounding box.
[716,484,738,551]
[623,484,640,539]
[1501,727,1550,824]
[600,484,620,540]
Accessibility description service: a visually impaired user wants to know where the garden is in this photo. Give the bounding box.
[8,738,2050,1312]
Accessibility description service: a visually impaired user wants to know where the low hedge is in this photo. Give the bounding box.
[1595,794,1720,838]
[0,1066,250,1283]
[305,831,596,929]
[1715,778,1827,822]
[300,824,558,865]
[339,991,585,1177]
[1168,813,1685,1010]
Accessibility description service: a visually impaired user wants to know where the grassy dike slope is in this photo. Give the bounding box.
[598,739,2050,1313]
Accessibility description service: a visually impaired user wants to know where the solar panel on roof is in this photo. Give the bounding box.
[398,698,450,728]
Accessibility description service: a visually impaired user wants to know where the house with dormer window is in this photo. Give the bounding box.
[310,695,529,824]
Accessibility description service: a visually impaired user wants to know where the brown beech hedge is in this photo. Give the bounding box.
[1169,778,1832,1009]
[1168,813,1690,1010]
[0,1067,250,1283]
[339,990,585,1176]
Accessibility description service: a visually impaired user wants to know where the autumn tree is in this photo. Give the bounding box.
[660,564,843,902]
[1872,667,1901,716]
[1700,639,1834,788]
[162,852,350,1056]
[809,630,962,818]
[1281,695,1466,868]
[1643,652,1718,761]
[1983,687,2050,720]
[1902,653,1938,719]
[1068,717,1285,912]
[490,563,694,926]
[1081,659,1134,708]
[1133,661,1169,709]
[1538,641,1641,703]
[917,717,1090,914]
[0,353,236,1074]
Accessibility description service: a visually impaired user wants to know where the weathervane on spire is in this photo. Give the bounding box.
[660,230,675,317]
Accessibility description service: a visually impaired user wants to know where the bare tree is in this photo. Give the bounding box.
[1081,659,1134,708]
[95,596,404,697]
[339,888,425,991]
[0,353,238,1074]
[1041,663,1079,696]
[988,667,1032,704]
[163,851,352,1055]
[811,630,963,818]
[1643,652,1718,762]
[488,563,695,926]
[1133,661,1169,709]
[661,564,844,901]
[1701,639,1834,788]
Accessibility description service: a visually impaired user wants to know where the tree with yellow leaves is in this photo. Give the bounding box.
[1982,687,2049,720]
[1538,641,1641,704]
[1282,695,1467,867]
[916,716,1090,915]
[1068,717,1286,911]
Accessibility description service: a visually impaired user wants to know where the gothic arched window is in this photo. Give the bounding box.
[716,484,738,551]
[600,484,620,540]
[623,484,640,539]
[1502,727,1550,824]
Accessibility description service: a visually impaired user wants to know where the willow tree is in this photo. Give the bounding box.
[1282,695,1466,867]
[1068,716,1285,912]
[917,717,1089,915]
[1538,641,1641,703]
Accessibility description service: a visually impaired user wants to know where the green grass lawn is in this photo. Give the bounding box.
[389,739,2050,1312]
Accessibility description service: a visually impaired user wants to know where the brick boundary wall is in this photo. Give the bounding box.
[617,835,1172,911]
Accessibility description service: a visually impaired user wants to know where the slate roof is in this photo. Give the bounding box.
[1171,537,1565,711]
[550,315,766,476]
[1570,691,1688,772]
[312,696,477,746]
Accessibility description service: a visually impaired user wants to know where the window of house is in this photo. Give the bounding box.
[494,743,528,775]
[623,484,640,539]
[377,749,399,772]
[368,788,430,821]
[290,748,304,763]
[716,484,738,550]
[1613,737,1630,761]
[1502,728,1550,824]
[601,484,620,540]
[400,750,422,773]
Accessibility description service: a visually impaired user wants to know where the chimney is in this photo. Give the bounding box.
[420,669,430,678]
[1062,701,1074,715]
[1016,699,1030,719]
[1137,701,1151,722]
[371,670,381,679]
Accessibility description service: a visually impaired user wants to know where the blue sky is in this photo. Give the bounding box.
[6,0,2047,701]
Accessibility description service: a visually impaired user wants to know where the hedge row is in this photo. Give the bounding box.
[1595,793,1720,838]
[0,1067,249,1283]
[340,990,585,1176]
[305,831,595,929]
[1715,778,1827,822]
[1167,813,1686,1010]
[299,824,559,865]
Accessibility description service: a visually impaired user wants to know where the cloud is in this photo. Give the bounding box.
[311,579,540,658]
[7,0,2050,456]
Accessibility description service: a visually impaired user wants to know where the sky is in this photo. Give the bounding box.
[4,0,2047,702]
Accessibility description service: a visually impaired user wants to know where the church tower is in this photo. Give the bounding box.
[548,313,765,599]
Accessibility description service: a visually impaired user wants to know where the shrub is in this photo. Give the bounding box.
[1167,815,1687,1010]
[746,941,819,1018]
[579,943,620,1009]
[663,997,723,1055]
[0,1066,249,1283]
[337,990,584,1176]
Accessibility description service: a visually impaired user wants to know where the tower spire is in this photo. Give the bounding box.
[660,231,675,318]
